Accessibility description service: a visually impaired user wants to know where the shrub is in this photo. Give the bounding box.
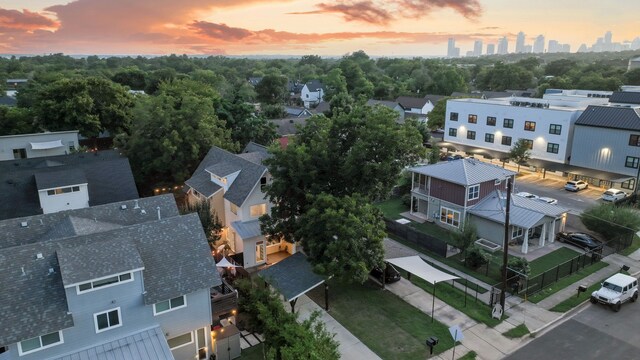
[508,257,530,276]
[465,246,488,269]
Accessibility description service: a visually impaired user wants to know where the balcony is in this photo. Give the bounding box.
[211,278,238,320]
[412,184,429,196]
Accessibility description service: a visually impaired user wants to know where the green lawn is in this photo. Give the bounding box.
[407,274,503,327]
[307,280,455,360]
[549,273,619,312]
[241,344,264,360]
[529,247,581,276]
[375,198,454,243]
[459,351,477,360]
[527,261,609,303]
[502,324,530,338]
[376,197,408,219]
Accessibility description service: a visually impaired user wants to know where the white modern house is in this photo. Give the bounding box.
[300,80,324,108]
[0,131,79,161]
[396,95,444,122]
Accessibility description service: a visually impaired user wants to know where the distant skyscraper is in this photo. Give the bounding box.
[561,44,571,53]
[447,38,460,57]
[577,44,588,53]
[548,40,560,53]
[486,44,495,55]
[533,35,545,53]
[604,31,612,44]
[497,37,508,55]
[473,40,483,56]
[515,31,526,53]
[523,45,532,53]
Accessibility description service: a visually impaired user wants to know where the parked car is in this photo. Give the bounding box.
[601,188,627,202]
[590,273,638,312]
[555,232,603,251]
[516,191,539,200]
[369,262,401,284]
[537,197,558,205]
[564,180,588,192]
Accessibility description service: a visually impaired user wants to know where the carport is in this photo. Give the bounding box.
[258,252,328,313]
[387,256,459,322]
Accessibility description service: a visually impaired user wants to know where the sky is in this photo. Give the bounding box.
[0,0,639,57]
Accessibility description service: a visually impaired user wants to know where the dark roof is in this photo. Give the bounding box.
[184,171,222,198]
[258,252,325,301]
[396,96,428,109]
[0,96,17,106]
[609,91,640,105]
[269,117,307,136]
[0,197,219,345]
[239,142,270,165]
[367,99,403,110]
[187,147,267,207]
[0,150,139,220]
[575,105,640,131]
[206,162,242,177]
[34,168,87,190]
[284,106,312,117]
[423,94,445,104]
[304,79,324,92]
[312,101,331,114]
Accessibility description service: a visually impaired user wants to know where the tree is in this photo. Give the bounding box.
[425,97,449,131]
[144,68,176,94]
[451,223,477,258]
[427,66,467,95]
[428,142,441,164]
[0,106,37,135]
[296,193,386,283]
[545,59,578,77]
[405,118,430,145]
[255,74,288,104]
[322,68,348,102]
[625,68,640,85]
[111,66,147,90]
[581,203,640,241]
[508,138,532,172]
[262,104,287,119]
[508,257,530,277]
[115,80,236,190]
[180,199,222,248]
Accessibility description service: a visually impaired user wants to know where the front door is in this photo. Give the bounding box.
[256,241,265,263]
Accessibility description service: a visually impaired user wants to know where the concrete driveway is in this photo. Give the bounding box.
[514,174,603,214]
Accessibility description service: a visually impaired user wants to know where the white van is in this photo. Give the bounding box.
[590,273,638,312]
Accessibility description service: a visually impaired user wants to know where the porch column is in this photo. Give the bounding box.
[521,228,529,254]
[410,195,414,215]
[550,218,556,243]
[560,214,567,232]
[539,223,547,247]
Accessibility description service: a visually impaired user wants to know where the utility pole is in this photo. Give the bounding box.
[500,177,512,311]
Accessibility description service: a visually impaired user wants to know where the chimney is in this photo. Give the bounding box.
[134,200,140,209]
[157,206,161,220]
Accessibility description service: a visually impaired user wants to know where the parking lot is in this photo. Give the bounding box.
[514,173,603,214]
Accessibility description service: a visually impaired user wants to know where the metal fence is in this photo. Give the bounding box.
[384,219,449,257]
[519,251,601,297]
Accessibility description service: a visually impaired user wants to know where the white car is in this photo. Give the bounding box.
[565,180,588,192]
[591,273,638,312]
[601,189,627,202]
[537,197,558,205]
[516,192,539,200]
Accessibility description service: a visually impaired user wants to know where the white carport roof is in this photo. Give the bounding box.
[386,256,458,284]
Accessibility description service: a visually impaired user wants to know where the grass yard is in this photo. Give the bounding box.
[459,351,477,360]
[529,247,580,276]
[502,324,530,338]
[377,197,408,219]
[527,261,609,303]
[549,272,619,312]
[407,274,503,327]
[375,198,454,243]
[241,344,264,360]
[307,280,455,360]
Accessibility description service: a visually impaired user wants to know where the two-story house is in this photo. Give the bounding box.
[396,95,444,123]
[185,143,295,269]
[0,131,80,161]
[0,150,139,220]
[300,80,324,109]
[0,195,221,360]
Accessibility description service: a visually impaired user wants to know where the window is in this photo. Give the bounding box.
[449,112,458,121]
[503,118,514,128]
[621,179,636,190]
[468,114,477,123]
[46,186,82,196]
[256,241,265,263]
[68,143,75,152]
[524,121,536,131]
[625,156,640,169]
[250,203,267,217]
[260,177,267,191]
[230,202,238,215]
[448,128,457,137]
[77,272,132,293]
[547,143,559,154]
[13,148,26,159]
[18,332,63,355]
[549,124,562,135]
[468,184,480,200]
[486,116,496,126]
[154,295,187,315]
[94,308,121,333]
[522,139,533,150]
[168,332,193,350]
[466,130,476,140]
[630,135,640,147]
[512,226,523,238]
[485,133,494,143]
[440,207,460,228]
[501,136,512,146]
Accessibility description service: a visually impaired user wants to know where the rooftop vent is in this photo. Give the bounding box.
[48,268,55,275]
[141,209,147,215]
[36,253,43,260]
[120,204,127,210]
[133,200,140,209]
[20,221,28,228]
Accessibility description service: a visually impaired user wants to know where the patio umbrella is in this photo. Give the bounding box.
[216,257,242,268]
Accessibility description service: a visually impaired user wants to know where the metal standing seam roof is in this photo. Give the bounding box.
[410,158,516,186]
[468,191,567,229]
[609,91,640,105]
[34,168,88,190]
[575,105,640,131]
[231,219,263,239]
[258,252,326,301]
[51,326,174,360]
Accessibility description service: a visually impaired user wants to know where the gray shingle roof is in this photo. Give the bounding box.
[0,150,139,220]
[258,252,325,301]
[304,79,324,92]
[269,117,307,136]
[468,191,567,228]
[423,94,445,104]
[187,147,267,207]
[367,99,403,110]
[609,91,640,105]
[206,161,242,177]
[184,171,222,198]
[239,142,270,165]
[51,326,174,360]
[410,158,516,186]
[231,219,262,239]
[396,96,427,109]
[575,105,640,131]
[34,168,87,190]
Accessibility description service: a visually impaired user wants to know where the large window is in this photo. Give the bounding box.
[549,124,562,135]
[168,332,193,350]
[512,226,524,238]
[522,139,533,150]
[547,143,559,154]
[250,203,267,217]
[486,116,496,126]
[154,295,186,315]
[18,332,63,355]
[485,133,494,143]
[629,135,640,147]
[78,272,133,293]
[468,114,477,123]
[94,308,121,333]
[466,130,476,140]
[468,184,480,200]
[46,186,81,196]
[260,177,267,191]
[524,121,536,131]
[621,179,636,190]
[440,207,460,228]
[503,118,514,128]
[625,156,640,169]
[449,128,457,137]
[450,112,458,121]
[501,136,512,146]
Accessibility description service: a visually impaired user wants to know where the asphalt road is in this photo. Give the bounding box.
[514,175,602,214]
[506,298,640,360]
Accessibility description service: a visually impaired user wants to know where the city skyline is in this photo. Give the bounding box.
[0,0,639,56]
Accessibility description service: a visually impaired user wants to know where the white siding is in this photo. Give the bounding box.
[38,184,90,214]
[0,131,79,161]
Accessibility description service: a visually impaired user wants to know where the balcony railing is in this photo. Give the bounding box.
[211,278,238,319]
[412,185,429,195]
